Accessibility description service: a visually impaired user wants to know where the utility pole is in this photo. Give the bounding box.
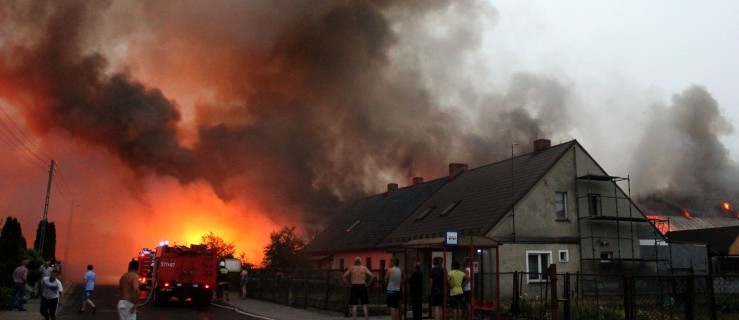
[39,159,55,258]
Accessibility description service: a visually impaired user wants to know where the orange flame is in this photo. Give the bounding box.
[723,202,732,211]
[646,214,670,235]
[682,208,691,218]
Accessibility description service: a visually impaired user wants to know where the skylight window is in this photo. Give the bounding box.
[439,201,461,216]
[346,220,360,232]
[416,206,436,220]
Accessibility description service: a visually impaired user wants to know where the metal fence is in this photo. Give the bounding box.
[491,271,739,320]
[242,269,739,320]
[246,269,389,316]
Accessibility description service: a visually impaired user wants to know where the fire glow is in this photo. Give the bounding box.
[646,215,670,235]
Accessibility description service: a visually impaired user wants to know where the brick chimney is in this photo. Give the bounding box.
[387,183,399,193]
[412,177,424,185]
[448,163,468,179]
[533,139,551,153]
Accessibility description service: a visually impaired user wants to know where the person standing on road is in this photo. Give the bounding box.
[448,261,468,320]
[429,257,447,320]
[36,260,52,298]
[384,258,403,320]
[118,259,140,320]
[7,259,28,311]
[462,257,472,319]
[239,265,249,299]
[408,262,424,320]
[217,261,230,301]
[80,264,97,314]
[343,256,374,320]
[39,269,63,320]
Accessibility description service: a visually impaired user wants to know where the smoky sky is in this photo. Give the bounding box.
[1,0,735,240]
[631,85,739,216]
[1,0,563,227]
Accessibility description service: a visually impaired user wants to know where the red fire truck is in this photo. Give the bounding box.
[137,248,155,290]
[137,243,217,307]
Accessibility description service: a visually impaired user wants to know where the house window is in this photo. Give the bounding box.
[600,251,613,262]
[366,257,372,270]
[558,250,569,263]
[555,192,568,219]
[379,259,386,270]
[526,251,552,282]
[588,194,602,216]
[416,206,436,220]
[339,258,344,270]
[439,201,461,216]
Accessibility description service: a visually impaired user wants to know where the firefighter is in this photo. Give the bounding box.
[216,261,230,301]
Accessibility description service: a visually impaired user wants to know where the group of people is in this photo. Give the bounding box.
[430,257,472,320]
[216,260,250,302]
[342,256,473,320]
[6,259,95,320]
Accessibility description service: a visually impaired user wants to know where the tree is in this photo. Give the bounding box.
[0,216,27,286]
[34,219,56,261]
[200,231,236,261]
[262,226,309,276]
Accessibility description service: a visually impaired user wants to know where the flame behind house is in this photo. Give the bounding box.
[0,1,737,279]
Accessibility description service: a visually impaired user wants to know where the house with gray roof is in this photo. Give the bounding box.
[306,139,665,296]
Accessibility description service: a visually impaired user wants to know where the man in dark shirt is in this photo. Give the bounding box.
[408,262,424,320]
[429,257,447,320]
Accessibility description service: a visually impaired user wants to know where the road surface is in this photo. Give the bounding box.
[58,284,255,320]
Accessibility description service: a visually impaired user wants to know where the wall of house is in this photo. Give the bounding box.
[331,251,393,274]
[489,145,651,278]
[573,145,646,265]
[494,242,580,297]
[730,237,739,255]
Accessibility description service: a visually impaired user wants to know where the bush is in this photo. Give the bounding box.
[0,286,10,307]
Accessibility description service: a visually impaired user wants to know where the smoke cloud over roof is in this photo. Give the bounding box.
[1,0,737,280]
[631,86,739,216]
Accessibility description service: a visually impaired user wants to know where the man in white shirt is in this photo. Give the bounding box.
[40,269,63,320]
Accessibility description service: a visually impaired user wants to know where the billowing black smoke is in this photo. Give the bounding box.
[631,86,739,216]
[0,0,582,228]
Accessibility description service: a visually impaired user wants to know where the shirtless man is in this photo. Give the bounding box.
[118,259,140,320]
[343,257,374,320]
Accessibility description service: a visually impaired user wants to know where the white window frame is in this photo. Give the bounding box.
[525,250,552,283]
[558,250,569,263]
[555,192,568,219]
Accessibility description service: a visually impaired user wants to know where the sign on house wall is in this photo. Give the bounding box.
[446,231,459,246]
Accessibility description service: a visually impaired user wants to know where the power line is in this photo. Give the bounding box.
[0,104,52,160]
[0,105,50,169]
[52,162,76,201]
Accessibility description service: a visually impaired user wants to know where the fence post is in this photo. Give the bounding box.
[622,274,631,320]
[685,273,694,320]
[563,273,570,320]
[708,274,717,320]
[324,270,331,311]
[512,271,519,318]
[548,264,558,320]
